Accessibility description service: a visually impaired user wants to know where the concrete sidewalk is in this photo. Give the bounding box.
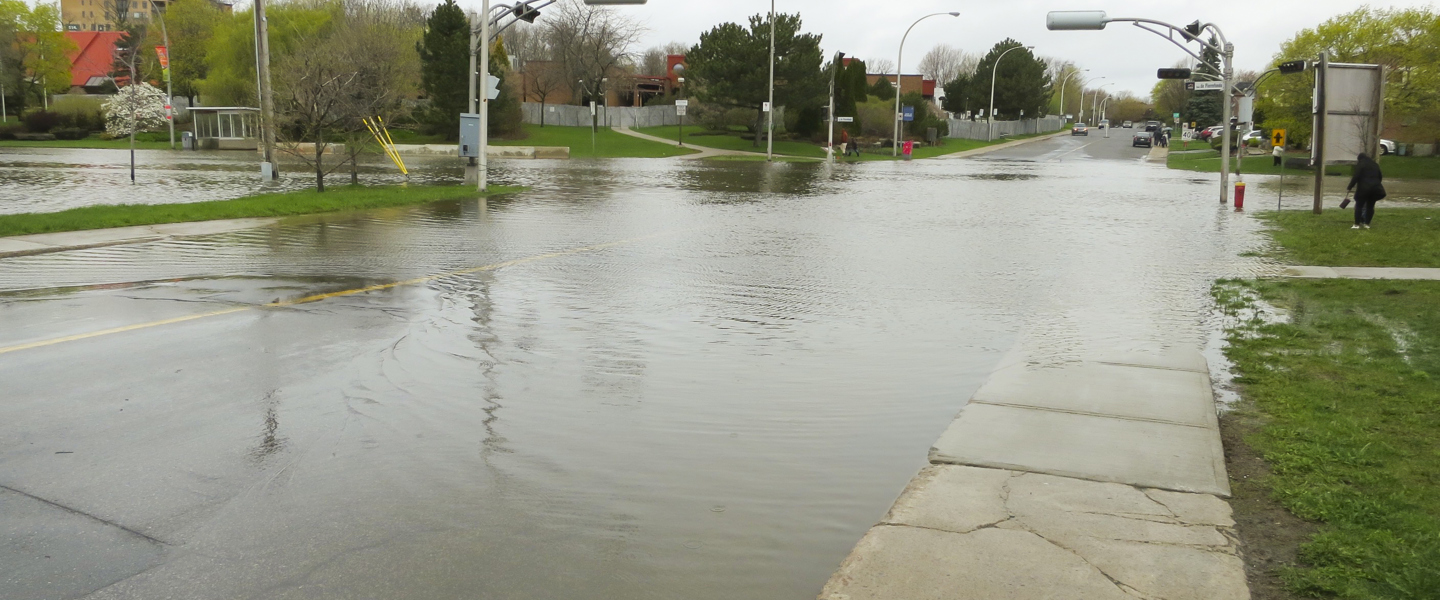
[818,347,1245,600]
[615,126,1070,162]
[1284,265,1440,280]
[612,126,771,160]
[0,218,276,259]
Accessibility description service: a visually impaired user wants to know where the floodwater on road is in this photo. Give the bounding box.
[3,135,1275,599]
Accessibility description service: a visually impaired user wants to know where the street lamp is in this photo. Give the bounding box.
[1057,68,1087,123]
[674,64,685,146]
[892,11,960,157]
[1076,75,1103,123]
[1048,10,1236,204]
[826,50,845,164]
[987,44,1034,141]
[1089,83,1112,131]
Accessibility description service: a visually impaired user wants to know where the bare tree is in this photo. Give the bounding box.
[639,47,666,76]
[917,44,976,84]
[867,57,894,75]
[543,0,644,104]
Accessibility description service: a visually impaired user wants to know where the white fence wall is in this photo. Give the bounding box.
[522,102,682,128]
[946,116,1064,140]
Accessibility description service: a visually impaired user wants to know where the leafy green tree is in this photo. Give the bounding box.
[157,0,220,104]
[196,3,334,106]
[897,90,946,141]
[867,76,894,101]
[1258,6,1440,146]
[686,12,824,145]
[417,0,467,139]
[0,0,75,114]
[973,39,1050,120]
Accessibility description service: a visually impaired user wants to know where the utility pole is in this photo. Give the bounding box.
[478,0,490,192]
[254,0,278,179]
[465,21,479,186]
[1311,51,1327,214]
[1218,41,1233,205]
[765,0,774,162]
[157,0,175,149]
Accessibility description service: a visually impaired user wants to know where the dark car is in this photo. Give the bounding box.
[1132,131,1152,148]
[1072,123,1089,136]
[1144,121,1161,132]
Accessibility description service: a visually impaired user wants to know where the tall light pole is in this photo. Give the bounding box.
[826,50,844,164]
[156,0,175,149]
[766,0,775,161]
[1057,68,1087,122]
[1088,83,1111,127]
[987,44,1034,141]
[1048,10,1235,204]
[892,11,960,157]
[1076,75,1103,123]
[253,0,277,179]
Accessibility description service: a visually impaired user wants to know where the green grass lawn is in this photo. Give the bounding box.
[634,126,1063,161]
[497,124,696,159]
[0,184,524,238]
[1169,149,1440,179]
[1262,208,1440,267]
[1216,278,1440,599]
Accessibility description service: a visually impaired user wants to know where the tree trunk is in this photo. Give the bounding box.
[350,154,359,185]
[315,142,325,192]
[753,109,762,147]
[540,99,545,127]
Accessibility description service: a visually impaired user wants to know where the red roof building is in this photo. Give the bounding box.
[65,31,124,92]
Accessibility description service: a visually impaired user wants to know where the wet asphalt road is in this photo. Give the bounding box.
[3,132,1273,599]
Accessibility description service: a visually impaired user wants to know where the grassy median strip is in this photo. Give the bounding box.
[1217,278,1440,599]
[497,124,698,159]
[1170,149,1440,180]
[633,126,1060,161]
[0,184,525,238]
[1262,208,1440,267]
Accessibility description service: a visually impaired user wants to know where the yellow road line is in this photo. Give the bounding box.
[0,234,665,357]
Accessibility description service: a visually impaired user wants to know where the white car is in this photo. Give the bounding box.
[1240,130,1265,144]
[1380,139,1396,155]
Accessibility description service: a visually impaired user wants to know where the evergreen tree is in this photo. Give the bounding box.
[941,73,981,117]
[972,39,1050,120]
[686,12,825,145]
[417,0,469,139]
[868,76,895,101]
[833,57,867,134]
[1184,36,1223,128]
[487,38,521,136]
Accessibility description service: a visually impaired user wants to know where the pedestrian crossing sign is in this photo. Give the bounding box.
[1271,129,1286,147]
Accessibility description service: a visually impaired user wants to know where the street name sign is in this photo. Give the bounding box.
[1187,80,1224,91]
[836,116,854,123]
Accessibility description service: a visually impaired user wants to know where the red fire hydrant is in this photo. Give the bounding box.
[1234,181,1246,211]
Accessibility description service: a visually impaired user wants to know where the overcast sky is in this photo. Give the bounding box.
[477,0,1437,102]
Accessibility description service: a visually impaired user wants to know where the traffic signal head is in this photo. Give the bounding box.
[1277,60,1308,74]
[1182,20,1202,41]
[512,4,539,22]
[1157,68,1192,80]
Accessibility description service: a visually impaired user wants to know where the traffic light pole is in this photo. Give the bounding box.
[478,0,490,193]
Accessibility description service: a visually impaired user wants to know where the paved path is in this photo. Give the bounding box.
[613,126,775,160]
[1148,143,1170,162]
[1284,265,1440,280]
[0,218,277,259]
[819,347,1246,600]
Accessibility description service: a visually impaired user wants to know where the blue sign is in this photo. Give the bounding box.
[902,106,915,122]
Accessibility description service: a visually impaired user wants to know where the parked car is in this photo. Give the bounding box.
[1072,123,1089,136]
[1099,119,1110,129]
[1240,129,1265,145]
[1197,125,1224,141]
[1133,131,1152,148]
[1380,139,1396,155]
[1122,120,1134,128]
[1144,121,1161,132]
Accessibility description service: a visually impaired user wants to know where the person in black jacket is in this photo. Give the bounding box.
[1347,153,1386,229]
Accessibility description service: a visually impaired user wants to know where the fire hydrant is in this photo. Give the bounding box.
[1234,181,1246,211]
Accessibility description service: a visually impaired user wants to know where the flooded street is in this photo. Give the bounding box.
[4,135,1277,599]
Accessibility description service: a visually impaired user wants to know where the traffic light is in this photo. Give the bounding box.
[1277,60,1308,74]
[1182,20,1202,41]
[1157,68,1192,79]
[512,4,539,22]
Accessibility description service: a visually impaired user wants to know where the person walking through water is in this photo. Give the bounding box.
[1347,152,1386,229]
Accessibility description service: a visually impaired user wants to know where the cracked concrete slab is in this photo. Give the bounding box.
[930,402,1230,496]
[818,525,1135,600]
[1,486,165,600]
[820,465,1247,600]
[970,362,1215,427]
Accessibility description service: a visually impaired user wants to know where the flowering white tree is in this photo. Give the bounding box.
[102,83,169,137]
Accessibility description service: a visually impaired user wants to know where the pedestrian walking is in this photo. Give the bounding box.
[1272,143,1283,166]
[846,138,859,157]
[1347,153,1386,229]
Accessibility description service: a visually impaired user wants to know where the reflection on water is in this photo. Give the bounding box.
[2,140,1286,599]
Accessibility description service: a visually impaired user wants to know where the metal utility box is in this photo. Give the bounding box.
[459,113,481,158]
